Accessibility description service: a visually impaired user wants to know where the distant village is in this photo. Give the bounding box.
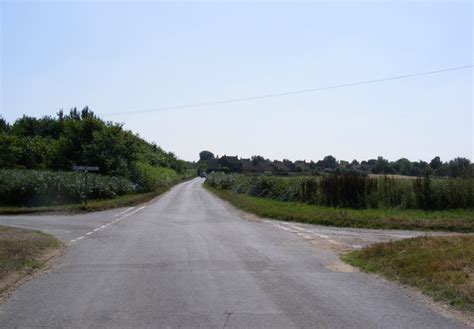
[203,154,393,175]
[198,151,472,178]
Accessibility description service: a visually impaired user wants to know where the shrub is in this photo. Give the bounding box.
[131,161,179,192]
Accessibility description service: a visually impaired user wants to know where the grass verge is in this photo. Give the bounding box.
[0,225,62,296]
[341,236,474,311]
[0,188,168,215]
[205,186,474,232]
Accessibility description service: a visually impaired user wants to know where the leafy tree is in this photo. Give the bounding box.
[430,156,442,170]
[1,107,184,178]
[251,155,265,165]
[448,157,472,178]
[199,150,215,161]
[373,156,393,174]
[323,155,337,165]
[0,116,9,133]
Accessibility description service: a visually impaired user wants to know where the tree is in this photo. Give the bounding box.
[1,107,184,177]
[429,156,442,170]
[199,150,215,162]
[316,155,337,169]
[0,116,9,134]
[373,156,393,174]
[323,155,337,165]
[448,157,472,178]
[251,155,265,165]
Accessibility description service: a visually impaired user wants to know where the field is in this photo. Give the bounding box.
[342,236,474,311]
[0,167,188,211]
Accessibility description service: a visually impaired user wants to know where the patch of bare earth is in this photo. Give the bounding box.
[0,225,63,303]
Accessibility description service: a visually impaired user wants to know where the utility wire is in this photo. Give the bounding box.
[104,64,472,116]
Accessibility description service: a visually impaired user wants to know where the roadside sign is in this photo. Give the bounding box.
[72,165,100,206]
[73,165,100,172]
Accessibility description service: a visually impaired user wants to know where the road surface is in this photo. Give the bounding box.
[0,178,467,328]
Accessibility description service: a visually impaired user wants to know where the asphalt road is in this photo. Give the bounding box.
[0,178,467,328]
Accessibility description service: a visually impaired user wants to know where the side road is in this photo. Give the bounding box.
[0,178,468,328]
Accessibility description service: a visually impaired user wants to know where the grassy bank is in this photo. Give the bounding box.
[0,188,169,215]
[0,225,62,295]
[342,236,474,311]
[206,186,474,232]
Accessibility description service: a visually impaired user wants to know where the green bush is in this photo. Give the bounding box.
[131,161,179,192]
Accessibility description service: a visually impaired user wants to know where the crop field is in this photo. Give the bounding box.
[0,169,138,207]
[206,172,474,210]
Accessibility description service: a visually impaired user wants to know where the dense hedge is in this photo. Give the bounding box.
[131,161,180,192]
[206,173,474,210]
[0,169,138,206]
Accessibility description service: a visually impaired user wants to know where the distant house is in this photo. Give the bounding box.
[207,155,242,173]
[206,154,317,174]
[294,160,310,172]
[219,155,242,172]
[207,159,221,172]
[241,159,255,172]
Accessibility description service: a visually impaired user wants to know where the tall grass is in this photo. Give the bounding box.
[206,172,474,210]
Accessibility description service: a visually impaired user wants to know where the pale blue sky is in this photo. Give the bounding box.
[1,1,472,162]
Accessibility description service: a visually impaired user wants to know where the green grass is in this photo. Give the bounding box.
[0,188,168,215]
[342,236,474,311]
[0,225,62,287]
[206,186,474,232]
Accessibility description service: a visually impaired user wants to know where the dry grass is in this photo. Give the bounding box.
[368,174,418,180]
[0,226,61,287]
[342,236,474,310]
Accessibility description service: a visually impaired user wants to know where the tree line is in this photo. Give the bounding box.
[198,151,472,178]
[0,108,186,178]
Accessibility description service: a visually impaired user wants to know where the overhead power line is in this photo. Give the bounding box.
[104,64,472,116]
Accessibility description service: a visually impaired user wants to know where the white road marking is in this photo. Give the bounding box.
[315,233,330,239]
[118,207,135,215]
[70,236,85,243]
[268,220,340,243]
[69,205,147,243]
[289,225,307,231]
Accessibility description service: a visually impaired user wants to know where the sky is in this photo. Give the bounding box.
[1,1,472,162]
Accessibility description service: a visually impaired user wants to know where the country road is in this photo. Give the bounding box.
[0,178,467,328]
